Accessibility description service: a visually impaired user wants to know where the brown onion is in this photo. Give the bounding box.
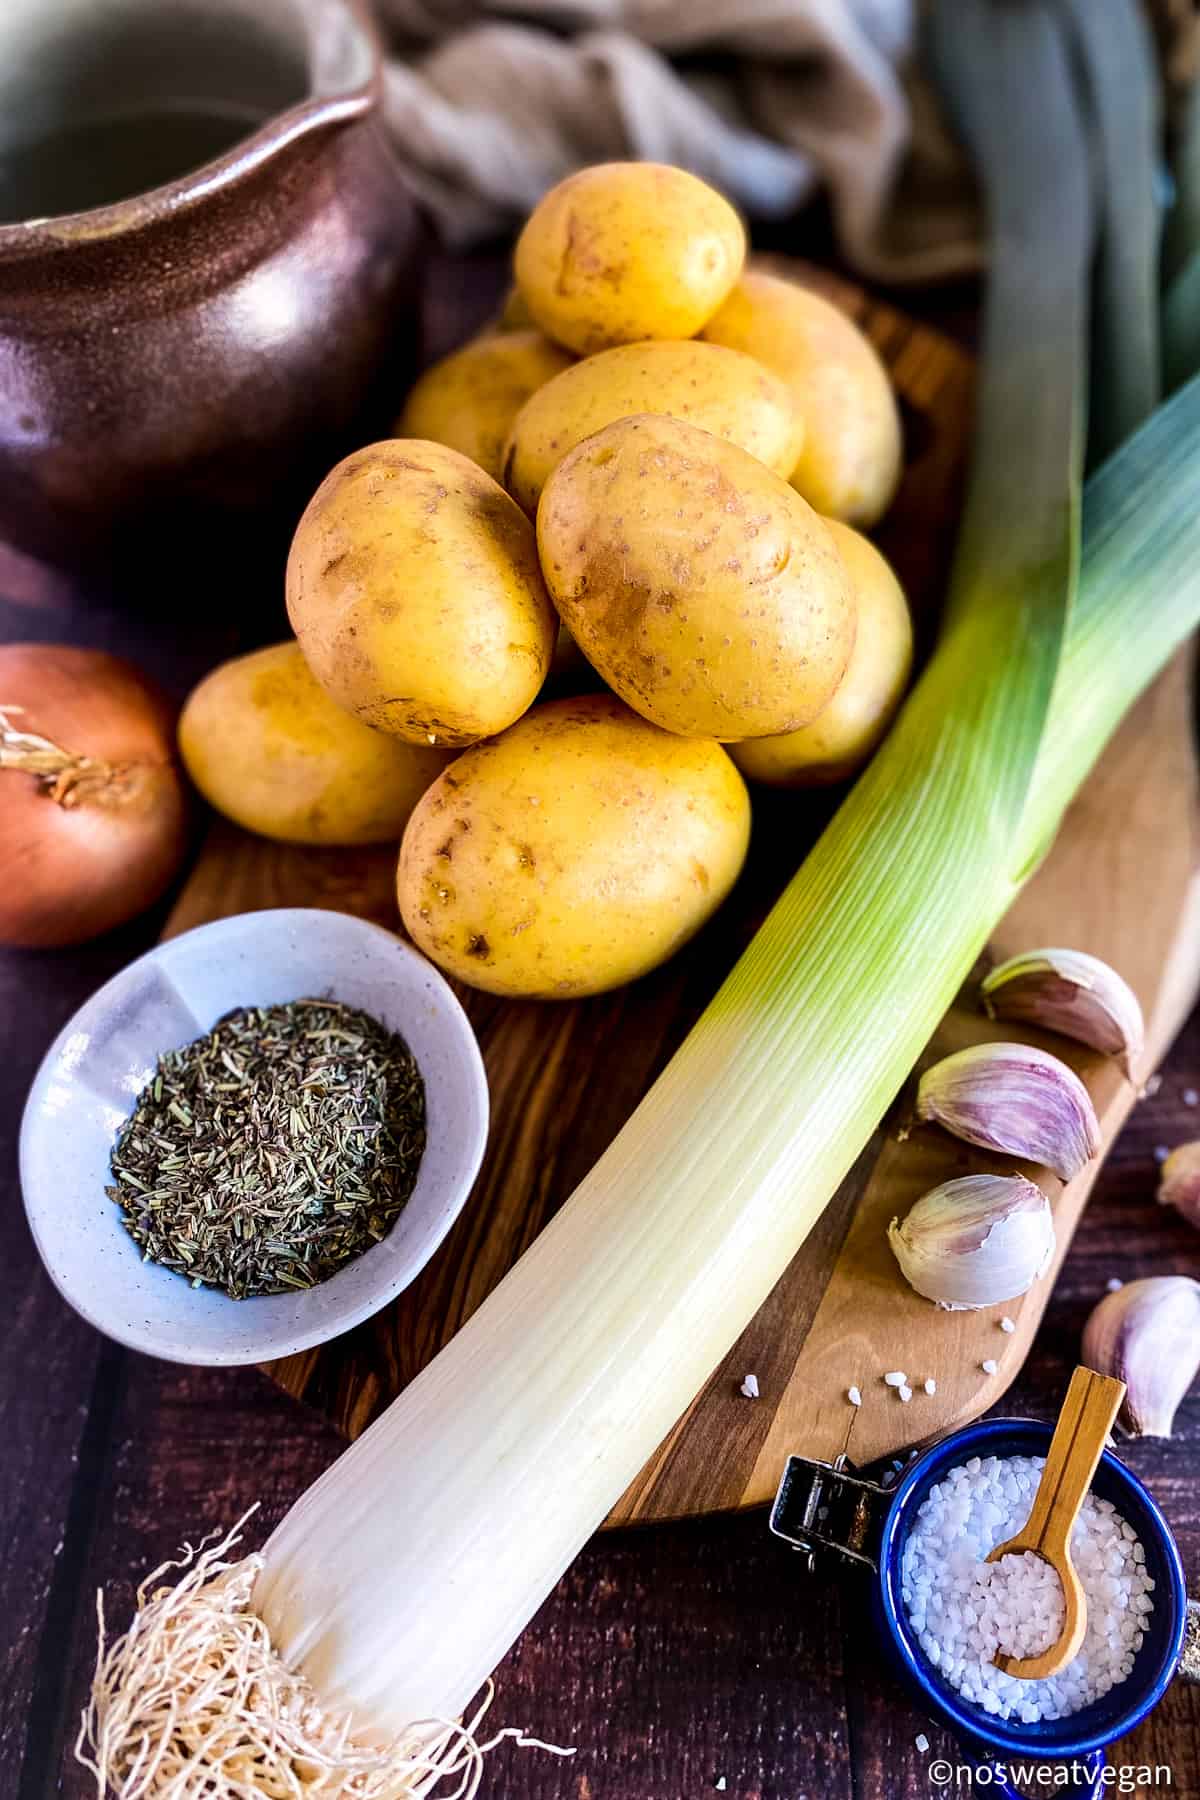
[0,644,189,948]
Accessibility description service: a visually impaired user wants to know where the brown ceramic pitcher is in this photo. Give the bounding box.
[0,0,425,608]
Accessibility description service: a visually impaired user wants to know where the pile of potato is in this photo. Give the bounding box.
[181,162,912,1000]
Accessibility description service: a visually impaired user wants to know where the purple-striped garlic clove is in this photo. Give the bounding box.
[981,948,1144,1079]
[916,1041,1101,1182]
[1158,1141,1200,1231]
[1082,1275,1200,1437]
[887,1173,1055,1309]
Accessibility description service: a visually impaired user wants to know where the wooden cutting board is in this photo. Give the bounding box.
[162,258,1200,1527]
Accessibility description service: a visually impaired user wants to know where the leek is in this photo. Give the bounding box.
[1165,83,1200,394]
[1058,0,1162,462]
[81,8,1200,1794]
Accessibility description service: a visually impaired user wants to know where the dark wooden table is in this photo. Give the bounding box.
[3,247,1199,1800]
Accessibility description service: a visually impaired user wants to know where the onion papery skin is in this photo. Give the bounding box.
[0,644,190,948]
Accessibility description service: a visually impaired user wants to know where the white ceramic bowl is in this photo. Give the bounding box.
[20,909,489,1365]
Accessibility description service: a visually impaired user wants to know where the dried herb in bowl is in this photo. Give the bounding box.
[107,998,426,1299]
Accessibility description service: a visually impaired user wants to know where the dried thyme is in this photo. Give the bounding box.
[107,998,426,1299]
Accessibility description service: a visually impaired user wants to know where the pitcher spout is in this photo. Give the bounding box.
[258,0,382,163]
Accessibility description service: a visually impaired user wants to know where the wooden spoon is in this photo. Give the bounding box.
[985,1365,1127,1680]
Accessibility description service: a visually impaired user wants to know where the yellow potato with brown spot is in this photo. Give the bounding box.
[701,271,902,527]
[536,414,856,740]
[502,339,803,514]
[514,162,745,356]
[730,522,912,786]
[397,693,750,997]
[287,440,556,748]
[395,332,573,484]
[179,642,454,845]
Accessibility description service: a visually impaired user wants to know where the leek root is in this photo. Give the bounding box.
[78,1515,573,1799]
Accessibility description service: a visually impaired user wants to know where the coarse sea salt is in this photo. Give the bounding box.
[901,1453,1155,1723]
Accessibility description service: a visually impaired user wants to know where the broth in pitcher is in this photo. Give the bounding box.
[0,106,267,224]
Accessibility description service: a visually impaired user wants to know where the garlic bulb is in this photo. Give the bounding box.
[981,947,1144,1077]
[1082,1275,1200,1437]
[917,1042,1100,1181]
[888,1174,1056,1309]
[1158,1141,1200,1230]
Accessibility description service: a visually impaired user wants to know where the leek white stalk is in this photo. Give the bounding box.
[81,9,1200,1792]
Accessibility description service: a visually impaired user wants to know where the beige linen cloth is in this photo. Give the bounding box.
[376,0,1198,283]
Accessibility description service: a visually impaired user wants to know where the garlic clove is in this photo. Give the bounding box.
[1081,1275,1200,1437]
[981,947,1145,1078]
[1158,1141,1200,1231]
[887,1173,1055,1310]
[916,1041,1101,1181]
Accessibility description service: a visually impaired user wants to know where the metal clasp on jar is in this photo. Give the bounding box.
[769,1454,895,1573]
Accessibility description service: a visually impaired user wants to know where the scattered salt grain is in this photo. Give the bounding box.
[981,1359,998,1375]
[715,1780,727,1792]
[848,1386,863,1407]
[1106,1277,1124,1293]
[1141,1073,1163,1099]
[1155,1145,1170,1164]
[884,1371,908,1387]
[1185,1090,1199,1108]
[739,1374,759,1400]
[999,1317,1016,1334]
[901,1451,1154,1722]
[915,1734,930,1753]
[925,1377,937,1396]
[898,1385,914,1403]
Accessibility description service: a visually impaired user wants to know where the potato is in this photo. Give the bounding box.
[513,162,745,356]
[537,414,856,740]
[179,642,453,846]
[287,440,557,748]
[502,339,803,515]
[701,272,902,527]
[397,693,750,997]
[395,332,573,484]
[730,522,912,786]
